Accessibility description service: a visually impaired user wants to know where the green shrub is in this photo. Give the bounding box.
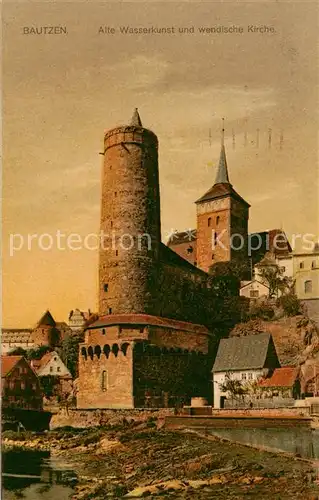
[277,293,303,317]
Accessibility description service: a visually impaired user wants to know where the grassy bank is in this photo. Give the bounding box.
[3,418,319,499]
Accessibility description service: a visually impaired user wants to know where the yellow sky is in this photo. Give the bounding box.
[3,1,318,327]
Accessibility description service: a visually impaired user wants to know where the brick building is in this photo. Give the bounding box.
[77,109,235,409]
[167,133,250,274]
[2,311,73,353]
[1,356,43,411]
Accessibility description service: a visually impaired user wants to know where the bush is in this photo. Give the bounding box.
[249,302,275,321]
[277,293,303,317]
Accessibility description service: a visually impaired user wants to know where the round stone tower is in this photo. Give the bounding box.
[99,109,161,316]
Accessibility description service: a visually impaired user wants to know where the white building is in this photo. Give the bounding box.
[212,333,280,408]
[240,279,270,300]
[1,329,34,354]
[32,351,71,378]
[68,309,91,333]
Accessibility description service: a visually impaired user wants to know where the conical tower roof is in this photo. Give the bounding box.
[196,142,250,207]
[214,144,230,184]
[130,108,142,127]
[37,310,56,327]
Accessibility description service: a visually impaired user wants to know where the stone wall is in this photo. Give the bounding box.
[77,341,134,409]
[133,345,211,407]
[99,125,161,316]
[196,199,231,272]
[50,407,175,429]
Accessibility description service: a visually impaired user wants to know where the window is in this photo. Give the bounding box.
[187,246,193,254]
[139,328,144,333]
[305,280,312,293]
[241,373,247,380]
[50,366,53,373]
[115,250,118,256]
[312,260,318,269]
[101,370,108,391]
[299,261,304,269]
[250,290,259,298]
[208,217,211,227]
[280,266,286,272]
[109,308,112,314]
[102,328,106,335]
[110,221,113,228]
[216,216,220,225]
[57,366,61,372]
[54,357,57,361]
[212,253,214,260]
[104,283,108,292]
[114,192,117,197]
[248,373,253,380]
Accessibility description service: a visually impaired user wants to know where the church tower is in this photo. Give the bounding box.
[99,109,161,316]
[195,129,250,273]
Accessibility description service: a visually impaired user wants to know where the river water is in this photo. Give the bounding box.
[208,427,319,460]
[2,449,76,500]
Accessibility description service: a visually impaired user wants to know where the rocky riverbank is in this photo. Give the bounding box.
[3,418,319,499]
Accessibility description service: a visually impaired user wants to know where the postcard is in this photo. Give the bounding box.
[2,1,319,499]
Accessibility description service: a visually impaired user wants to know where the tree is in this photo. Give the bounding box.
[276,292,303,317]
[60,333,84,378]
[256,259,294,298]
[7,347,27,356]
[40,375,60,398]
[26,345,52,360]
[219,372,248,401]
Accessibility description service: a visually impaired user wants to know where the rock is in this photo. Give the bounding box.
[124,480,186,497]
[208,475,226,485]
[253,476,264,483]
[188,479,209,489]
[124,485,157,497]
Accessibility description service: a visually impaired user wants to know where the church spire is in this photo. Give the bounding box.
[130,107,142,127]
[214,118,230,185]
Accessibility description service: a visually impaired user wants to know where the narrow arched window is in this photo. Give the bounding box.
[208,217,211,227]
[305,280,312,293]
[101,370,108,391]
[216,215,220,225]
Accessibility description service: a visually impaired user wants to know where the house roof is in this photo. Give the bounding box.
[1,356,23,377]
[212,333,272,372]
[240,279,270,291]
[195,182,250,206]
[36,310,56,327]
[167,230,197,246]
[259,367,298,388]
[160,243,206,277]
[88,313,210,335]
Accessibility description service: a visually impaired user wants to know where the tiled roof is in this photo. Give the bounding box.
[160,243,206,276]
[249,229,292,256]
[1,356,23,377]
[88,314,210,335]
[37,310,56,327]
[167,230,197,246]
[2,330,33,342]
[259,367,298,388]
[212,333,273,372]
[196,182,250,206]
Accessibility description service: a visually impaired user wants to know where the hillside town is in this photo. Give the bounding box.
[2,111,319,499]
